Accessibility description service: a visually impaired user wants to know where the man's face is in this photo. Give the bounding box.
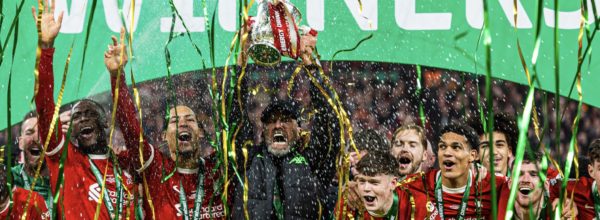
[588,160,600,188]
[19,117,44,169]
[164,106,204,159]
[391,129,426,176]
[479,132,513,176]
[263,113,298,157]
[438,132,476,181]
[356,174,397,215]
[71,101,107,149]
[516,161,543,207]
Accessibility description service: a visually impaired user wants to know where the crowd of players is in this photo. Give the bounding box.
[1,1,598,220]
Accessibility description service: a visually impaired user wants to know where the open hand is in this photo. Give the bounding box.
[104,28,128,75]
[32,0,64,49]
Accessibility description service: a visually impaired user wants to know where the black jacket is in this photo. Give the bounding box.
[231,66,340,219]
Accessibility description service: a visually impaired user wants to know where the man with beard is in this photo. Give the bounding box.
[390,124,428,180]
[104,30,226,219]
[33,3,136,219]
[548,139,600,219]
[230,27,340,219]
[1,152,49,219]
[398,123,509,220]
[501,152,553,220]
[334,152,411,219]
[12,111,52,214]
[469,113,518,177]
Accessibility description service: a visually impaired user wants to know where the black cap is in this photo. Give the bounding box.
[260,100,300,123]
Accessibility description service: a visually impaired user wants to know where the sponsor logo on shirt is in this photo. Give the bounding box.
[88,183,134,205]
[174,203,225,219]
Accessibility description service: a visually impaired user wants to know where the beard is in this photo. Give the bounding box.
[268,145,292,157]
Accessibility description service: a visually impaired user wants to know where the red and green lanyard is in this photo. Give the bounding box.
[435,172,471,220]
[88,157,124,219]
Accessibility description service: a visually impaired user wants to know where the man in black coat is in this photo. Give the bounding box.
[231,28,340,220]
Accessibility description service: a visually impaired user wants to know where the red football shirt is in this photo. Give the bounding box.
[0,187,49,220]
[399,169,508,220]
[549,176,597,220]
[110,71,226,219]
[334,187,411,220]
[37,48,137,219]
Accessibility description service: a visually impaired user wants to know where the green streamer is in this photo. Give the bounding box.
[168,0,207,70]
[415,65,426,128]
[74,0,98,96]
[481,0,497,218]
[329,34,373,69]
[0,0,25,68]
[505,85,536,219]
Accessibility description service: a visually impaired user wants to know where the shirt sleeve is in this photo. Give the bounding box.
[110,72,155,172]
[35,48,66,160]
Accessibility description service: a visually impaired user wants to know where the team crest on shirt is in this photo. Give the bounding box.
[426,201,434,212]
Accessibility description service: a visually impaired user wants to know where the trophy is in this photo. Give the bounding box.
[248,0,308,66]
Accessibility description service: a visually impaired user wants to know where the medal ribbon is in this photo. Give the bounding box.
[177,168,205,220]
[384,192,399,220]
[435,171,471,220]
[592,181,600,220]
[88,157,124,219]
[22,169,53,216]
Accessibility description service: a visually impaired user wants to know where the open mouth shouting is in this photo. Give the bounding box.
[273,130,287,143]
[29,147,42,157]
[442,160,456,170]
[518,186,532,196]
[79,126,96,140]
[363,195,377,207]
[178,132,192,143]
[397,155,413,171]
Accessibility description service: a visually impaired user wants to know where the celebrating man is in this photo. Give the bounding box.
[549,139,600,219]
[398,123,509,219]
[335,152,410,219]
[12,111,52,214]
[390,124,429,180]
[505,152,554,220]
[470,113,517,177]
[105,30,226,219]
[230,25,340,219]
[1,162,49,220]
[33,2,136,219]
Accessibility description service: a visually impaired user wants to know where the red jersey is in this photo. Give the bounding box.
[37,48,137,219]
[110,71,226,219]
[549,176,597,220]
[334,187,411,220]
[0,187,49,220]
[399,169,508,220]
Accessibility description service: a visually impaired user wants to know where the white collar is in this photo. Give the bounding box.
[438,170,472,193]
[177,167,199,174]
[88,153,109,160]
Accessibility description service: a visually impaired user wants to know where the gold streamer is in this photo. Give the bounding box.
[22,40,75,220]
[511,0,564,178]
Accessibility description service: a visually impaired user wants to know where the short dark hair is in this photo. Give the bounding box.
[73,99,108,122]
[440,123,480,152]
[22,110,38,122]
[356,151,398,177]
[260,99,299,124]
[354,129,389,153]
[522,151,543,164]
[392,124,427,150]
[469,112,518,153]
[588,139,600,164]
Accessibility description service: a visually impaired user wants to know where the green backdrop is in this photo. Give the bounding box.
[1,0,599,129]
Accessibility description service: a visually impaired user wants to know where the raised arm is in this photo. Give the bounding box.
[104,29,154,172]
[301,32,340,184]
[33,1,65,159]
